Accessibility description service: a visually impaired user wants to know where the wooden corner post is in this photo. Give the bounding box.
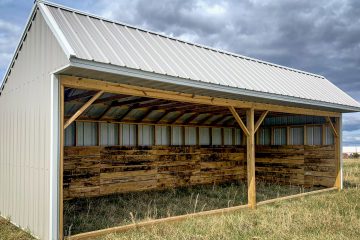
[246,108,256,209]
[334,116,341,190]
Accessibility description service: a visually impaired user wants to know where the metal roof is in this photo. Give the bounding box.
[2,1,360,112]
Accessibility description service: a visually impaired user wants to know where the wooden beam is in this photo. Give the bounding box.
[254,111,269,133]
[325,116,339,137]
[64,91,104,129]
[59,84,65,240]
[246,108,256,209]
[257,187,337,206]
[229,106,250,136]
[61,76,341,117]
[334,116,341,189]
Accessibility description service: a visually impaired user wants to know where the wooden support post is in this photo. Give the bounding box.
[59,84,64,240]
[246,108,256,209]
[64,90,104,129]
[334,116,341,190]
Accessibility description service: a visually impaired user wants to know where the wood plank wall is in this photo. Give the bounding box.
[255,145,336,187]
[63,146,246,199]
[64,145,336,199]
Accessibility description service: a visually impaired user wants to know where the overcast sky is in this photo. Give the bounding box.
[1,0,360,146]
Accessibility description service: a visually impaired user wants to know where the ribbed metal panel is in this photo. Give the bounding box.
[258,128,271,145]
[223,128,233,145]
[212,128,222,145]
[155,126,169,145]
[100,123,119,146]
[39,2,360,109]
[290,127,304,145]
[171,126,183,145]
[64,123,75,146]
[120,124,136,146]
[0,10,68,240]
[184,127,196,145]
[138,125,154,146]
[307,126,322,145]
[199,127,210,145]
[273,127,287,145]
[325,126,334,145]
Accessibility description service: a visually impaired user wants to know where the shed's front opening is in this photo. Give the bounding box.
[61,86,337,237]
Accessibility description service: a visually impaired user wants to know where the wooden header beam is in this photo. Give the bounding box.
[64,90,104,129]
[60,76,341,117]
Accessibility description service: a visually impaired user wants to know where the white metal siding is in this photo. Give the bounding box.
[155,126,169,145]
[184,127,196,145]
[307,126,322,145]
[290,127,304,145]
[138,125,154,146]
[0,11,68,240]
[273,127,287,145]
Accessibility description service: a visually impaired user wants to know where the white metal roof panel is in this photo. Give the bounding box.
[2,1,359,112]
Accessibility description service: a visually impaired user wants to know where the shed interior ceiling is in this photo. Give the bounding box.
[65,87,305,126]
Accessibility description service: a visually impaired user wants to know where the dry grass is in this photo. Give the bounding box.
[0,218,33,240]
[0,159,359,239]
[63,182,320,236]
[98,159,360,240]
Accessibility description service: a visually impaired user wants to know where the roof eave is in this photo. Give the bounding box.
[63,57,360,113]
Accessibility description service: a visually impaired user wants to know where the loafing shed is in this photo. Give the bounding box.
[1,1,360,239]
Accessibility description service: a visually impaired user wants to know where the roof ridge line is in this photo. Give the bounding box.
[38,0,325,79]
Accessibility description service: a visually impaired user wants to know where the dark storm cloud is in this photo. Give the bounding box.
[97,0,360,98]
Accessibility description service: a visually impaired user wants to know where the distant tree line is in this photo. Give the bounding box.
[343,152,360,159]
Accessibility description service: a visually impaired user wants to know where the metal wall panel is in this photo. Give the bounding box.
[223,128,233,145]
[290,127,304,145]
[64,123,75,146]
[199,127,210,145]
[234,128,242,145]
[100,123,119,146]
[273,127,287,145]
[120,124,136,146]
[212,128,222,145]
[0,11,68,240]
[325,126,334,145]
[76,122,98,146]
[307,126,322,145]
[258,128,271,145]
[184,127,197,145]
[155,126,169,145]
[138,125,154,146]
[171,126,183,145]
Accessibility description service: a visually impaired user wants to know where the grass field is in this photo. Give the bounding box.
[0,159,359,240]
